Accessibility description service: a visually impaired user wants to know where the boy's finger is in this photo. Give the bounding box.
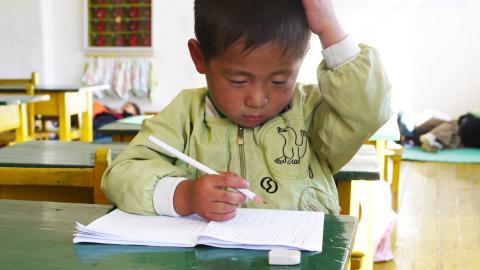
[214,175,249,189]
[210,201,239,214]
[204,209,237,222]
[218,171,239,177]
[213,189,246,205]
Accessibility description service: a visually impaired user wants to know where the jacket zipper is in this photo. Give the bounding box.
[237,127,246,179]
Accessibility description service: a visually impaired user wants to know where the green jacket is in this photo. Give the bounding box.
[102,45,392,215]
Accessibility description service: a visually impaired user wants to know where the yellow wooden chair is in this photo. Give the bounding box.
[0,147,111,204]
[0,72,38,143]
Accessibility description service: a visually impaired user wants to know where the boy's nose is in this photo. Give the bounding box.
[245,89,268,109]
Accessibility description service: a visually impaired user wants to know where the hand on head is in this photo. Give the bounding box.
[301,0,346,48]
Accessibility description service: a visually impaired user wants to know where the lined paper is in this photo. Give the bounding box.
[74,208,324,251]
[74,209,207,247]
[198,208,324,251]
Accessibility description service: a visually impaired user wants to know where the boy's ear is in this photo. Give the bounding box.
[188,39,206,74]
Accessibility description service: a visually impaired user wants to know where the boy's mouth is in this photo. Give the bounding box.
[243,114,265,124]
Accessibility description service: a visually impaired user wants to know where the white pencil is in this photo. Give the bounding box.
[148,135,264,203]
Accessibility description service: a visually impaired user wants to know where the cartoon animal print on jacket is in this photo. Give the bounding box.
[274,126,308,165]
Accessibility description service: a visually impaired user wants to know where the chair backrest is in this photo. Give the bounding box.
[0,71,37,93]
[0,72,38,139]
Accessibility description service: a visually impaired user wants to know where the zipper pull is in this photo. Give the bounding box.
[237,127,244,145]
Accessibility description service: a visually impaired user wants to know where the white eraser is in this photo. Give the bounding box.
[268,249,301,265]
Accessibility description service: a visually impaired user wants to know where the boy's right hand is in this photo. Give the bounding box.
[301,0,346,48]
[173,172,248,221]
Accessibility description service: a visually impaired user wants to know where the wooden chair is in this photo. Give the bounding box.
[0,143,114,204]
[0,72,37,142]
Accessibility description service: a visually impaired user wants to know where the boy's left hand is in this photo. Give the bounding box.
[301,0,346,48]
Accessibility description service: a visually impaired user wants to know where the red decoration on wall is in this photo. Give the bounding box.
[128,35,139,46]
[95,36,107,46]
[87,0,152,48]
[95,22,107,32]
[95,8,107,19]
[127,7,139,18]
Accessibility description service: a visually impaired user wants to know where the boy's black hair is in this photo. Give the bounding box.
[129,102,141,116]
[459,113,480,148]
[194,0,311,62]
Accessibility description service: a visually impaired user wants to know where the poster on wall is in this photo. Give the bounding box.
[85,0,152,50]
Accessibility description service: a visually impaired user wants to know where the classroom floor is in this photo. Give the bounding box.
[374,161,480,270]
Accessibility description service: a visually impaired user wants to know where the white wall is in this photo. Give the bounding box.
[1,0,479,117]
[0,0,46,79]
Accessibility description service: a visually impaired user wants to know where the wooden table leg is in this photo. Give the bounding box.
[375,140,387,181]
[93,147,111,204]
[16,104,29,143]
[80,92,93,142]
[337,180,352,215]
[58,93,72,141]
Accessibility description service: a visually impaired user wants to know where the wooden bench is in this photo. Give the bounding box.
[0,141,125,204]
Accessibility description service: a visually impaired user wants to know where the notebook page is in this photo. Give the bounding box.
[74,209,207,247]
[198,208,324,251]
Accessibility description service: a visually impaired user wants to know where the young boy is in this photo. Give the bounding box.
[102,0,392,221]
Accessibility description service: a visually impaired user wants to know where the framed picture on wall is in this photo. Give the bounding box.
[84,0,153,51]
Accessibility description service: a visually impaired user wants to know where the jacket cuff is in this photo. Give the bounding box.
[153,176,187,217]
[321,35,361,69]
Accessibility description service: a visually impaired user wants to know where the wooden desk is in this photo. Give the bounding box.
[0,95,50,143]
[0,84,109,141]
[0,199,357,270]
[97,115,150,142]
[98,121,141,142]
[0,141,125,203]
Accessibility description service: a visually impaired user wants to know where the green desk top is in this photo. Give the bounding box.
[334,144,379,181]
[0,94,50,105]
[0,199,357,270]
[97,115,152,135]
[0,84,110,93]
[117,115,153,125]
[97,121,142,135]
[0,141,125,168]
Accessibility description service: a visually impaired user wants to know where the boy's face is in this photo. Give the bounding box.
[189,40,304,128]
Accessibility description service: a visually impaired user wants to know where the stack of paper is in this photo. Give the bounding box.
[74,208,324,252]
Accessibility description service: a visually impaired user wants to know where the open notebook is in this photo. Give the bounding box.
[74,208,324,252]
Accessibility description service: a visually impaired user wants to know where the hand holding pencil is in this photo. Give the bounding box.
[148,135,264,221]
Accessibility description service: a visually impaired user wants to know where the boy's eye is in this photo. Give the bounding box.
[230,80,247,86]
[272,80,287,85]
